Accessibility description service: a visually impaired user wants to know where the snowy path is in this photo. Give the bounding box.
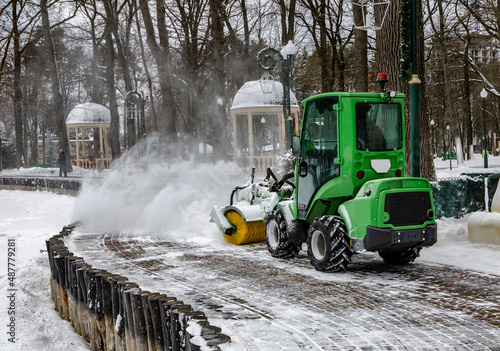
[67,231,500,351]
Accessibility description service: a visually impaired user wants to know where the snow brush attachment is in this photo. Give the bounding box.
[209,206,267,245]
[223,211,266,245]
[210,167,293,245]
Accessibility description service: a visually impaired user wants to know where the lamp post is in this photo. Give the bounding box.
[261,116,266,156]
[257,41,297,143]
[125,91,147,149]
[481,88,488,168]
[409,0,421,177]
[280,41,297,139]
[430,119,435,158]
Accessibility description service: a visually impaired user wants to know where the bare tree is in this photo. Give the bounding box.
[208,0,228,161]
[297,0,332,91]
[353,5,368,92]
[103,6,122,159]
[427,0,465,165]
[277,0,296,44]
[168,0,210,158]
[12,0,24,167]
[138,0,178,143]
[103,0,134,92]
[455,8,474,160]
[40,0,73,171]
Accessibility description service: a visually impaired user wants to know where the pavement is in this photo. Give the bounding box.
[66,231,500,351]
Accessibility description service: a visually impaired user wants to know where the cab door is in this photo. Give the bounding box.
[296,97,340,219]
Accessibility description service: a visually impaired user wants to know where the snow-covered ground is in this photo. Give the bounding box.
[0,191,89,350]
[1,154,499,350]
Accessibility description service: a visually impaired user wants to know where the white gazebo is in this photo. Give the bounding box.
[66,103,112,169]
[230,79,300,173]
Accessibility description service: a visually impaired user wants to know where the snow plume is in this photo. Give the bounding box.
[72,136,246,241]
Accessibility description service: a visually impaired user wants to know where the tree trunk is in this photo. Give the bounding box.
[103,21,121,160]
[417,0,436,180]
[375,0,413,175]
[135,6,159,133]
[435,0,464,164]
[12,0,24,168]
[353,5,368,92]
[103,0,133,92]
[462,33,474,160]
[138,0,178,145]
[279,0,296,44]
[209,0,228,162]
[40,0,72,172]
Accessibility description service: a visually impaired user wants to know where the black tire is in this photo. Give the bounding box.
[307,215,352,272]
[378,247,421,265]
[266,209,301,259]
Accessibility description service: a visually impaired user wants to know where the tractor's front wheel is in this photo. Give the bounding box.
[378,247,421,265]
[266,209,301,259]
[307,216,352,272]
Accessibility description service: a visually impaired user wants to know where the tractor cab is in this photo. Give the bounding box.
[292,90,405,223]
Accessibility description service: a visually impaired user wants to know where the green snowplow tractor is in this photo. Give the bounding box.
[211,73,437,271]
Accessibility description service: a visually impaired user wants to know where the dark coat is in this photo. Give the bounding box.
[58,151,66,166]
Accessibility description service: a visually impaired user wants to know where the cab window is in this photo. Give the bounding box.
[356,103,402,151]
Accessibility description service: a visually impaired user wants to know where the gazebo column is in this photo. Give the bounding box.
[232,112,237,159]
[104,127,109,167]
[248,114,254,166]
[99,126,104,168]
[82,127,86,168]
[75,127,80,167]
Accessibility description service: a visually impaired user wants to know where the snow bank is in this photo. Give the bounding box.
[419,214,500,275]
[0,191,88,350]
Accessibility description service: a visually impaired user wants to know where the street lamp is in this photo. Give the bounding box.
[257,41,297,142]
[409,0,421,178]
[280,41,297,139]
[480,88,488,168]
[430,119,435,158]
[125,91,147,149]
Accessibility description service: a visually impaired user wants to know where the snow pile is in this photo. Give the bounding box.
[0,191,89,351]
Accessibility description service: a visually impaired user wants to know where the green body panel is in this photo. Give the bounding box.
[337,177,435,239]
[291,91,436,240]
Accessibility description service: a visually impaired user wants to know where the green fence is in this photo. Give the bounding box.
[431,173,500,219]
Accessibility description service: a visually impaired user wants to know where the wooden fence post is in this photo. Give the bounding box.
[159,297,179,351]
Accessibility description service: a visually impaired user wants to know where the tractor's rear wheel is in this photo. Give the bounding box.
[378,247,421,265]
[307,216,352,272]
[266,209,301,259]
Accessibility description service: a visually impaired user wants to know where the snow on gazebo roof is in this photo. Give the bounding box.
[66,103,111,125]
[231,79,299,110]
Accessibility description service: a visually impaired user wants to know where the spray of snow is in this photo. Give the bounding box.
[72,137,247,242]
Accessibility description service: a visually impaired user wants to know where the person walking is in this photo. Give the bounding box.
[58,149,67,177]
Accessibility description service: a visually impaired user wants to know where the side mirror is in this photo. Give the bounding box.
[292,135,300,156]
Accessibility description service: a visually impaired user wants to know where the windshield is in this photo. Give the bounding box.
[356,103,402,151]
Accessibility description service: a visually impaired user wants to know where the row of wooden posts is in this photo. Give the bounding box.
[46,224,231,351]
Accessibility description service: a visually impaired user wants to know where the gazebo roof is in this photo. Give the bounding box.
[231,79,299,110]
[67,103,111,125]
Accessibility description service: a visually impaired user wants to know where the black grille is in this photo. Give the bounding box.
[384,192,431,227]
